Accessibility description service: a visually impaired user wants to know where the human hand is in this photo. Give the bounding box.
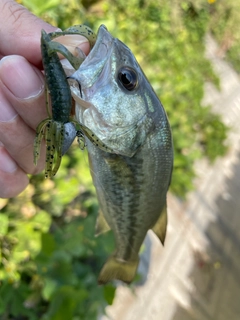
[0,0,90,198]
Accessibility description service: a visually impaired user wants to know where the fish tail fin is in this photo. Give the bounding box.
[98,256,139,285]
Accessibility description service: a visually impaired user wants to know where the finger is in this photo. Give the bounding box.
[0,0,57,67]
[0,1,91,67]
[0,144,29,198]
[0,55,47,129]
[0,114,46,176]
[0,57,46,175]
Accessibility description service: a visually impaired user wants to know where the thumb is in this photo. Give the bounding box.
[0,0,57,67]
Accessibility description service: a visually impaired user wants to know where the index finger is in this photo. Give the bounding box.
[0,0,91,68]
[0,0,57,66]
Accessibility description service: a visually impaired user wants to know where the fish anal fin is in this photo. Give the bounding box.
[152,204,168,245]
[95,210,111,237]
[98,256,140,285]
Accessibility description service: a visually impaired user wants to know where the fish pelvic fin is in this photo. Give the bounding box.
[152,203,168,245]
[98,256,140,285]
[95,210,111,237]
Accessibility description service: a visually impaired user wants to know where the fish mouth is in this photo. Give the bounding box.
[93,25,112,51]
[87,25,113,66]
[72,25,114,90]
[71,25,120,127]
[70,25,114,121]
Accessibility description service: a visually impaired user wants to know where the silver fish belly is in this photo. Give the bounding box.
[70,25,173,284]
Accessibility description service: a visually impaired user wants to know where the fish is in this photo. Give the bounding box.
[70,25,173,284]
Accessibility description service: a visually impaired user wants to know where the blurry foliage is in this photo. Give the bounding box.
[0,146,116,319]
[1,0,236,318]
[209,0,240,73]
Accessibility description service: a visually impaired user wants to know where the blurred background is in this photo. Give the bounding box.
[1,0,240,319]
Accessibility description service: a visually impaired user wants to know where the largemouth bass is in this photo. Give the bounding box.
[70,25,173,284]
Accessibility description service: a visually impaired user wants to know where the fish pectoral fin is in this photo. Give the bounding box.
[95,210,111,237]
[151,203,168,245]
[98,256,139,285]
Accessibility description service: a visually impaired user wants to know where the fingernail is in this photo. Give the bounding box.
[0,56,44,99]
[0,91,18,122]
[0,146,17,173]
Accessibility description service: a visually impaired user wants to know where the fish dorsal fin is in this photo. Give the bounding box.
[152,204,168,245]
[95,210,111,237]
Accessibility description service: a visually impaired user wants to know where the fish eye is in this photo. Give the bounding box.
[117,67,138,91]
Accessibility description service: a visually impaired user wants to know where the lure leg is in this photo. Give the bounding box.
[51,122,64,177]
[79,123,114,153]
[76,129,86,150]
[47,41,85,70]
[34,119,50,165]
[48,25,96,48]
[46,25,97,69]
[44,121,55,177]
